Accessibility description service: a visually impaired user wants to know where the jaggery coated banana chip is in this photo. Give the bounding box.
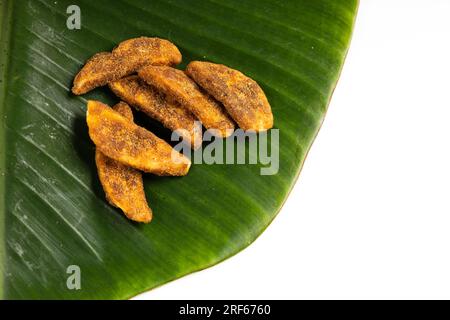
[138,66,235,137]
[72,37,182,95]
[95,102,152,223]
[72,52,123,95]
[109,76,202,149]
[112,37,181,67]
[87,100,191,176]
[186,61,273,131]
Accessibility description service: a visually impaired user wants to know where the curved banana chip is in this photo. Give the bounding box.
[87,100,191,176]
[95,102,152,223]
[72,37,182,95]
[186,61,273,132]
[138,65,235,137]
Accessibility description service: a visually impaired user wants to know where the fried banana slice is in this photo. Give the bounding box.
[186,61,273,131]
[72,52,126,95]
[109,76,202,149]
[138,66,235,137]
[72,37,182,95]
[87,100,191,176]
[95,102,152,223]
[112,37,182,67]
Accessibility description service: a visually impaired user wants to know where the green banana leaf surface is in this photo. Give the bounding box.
[0,0,358,299]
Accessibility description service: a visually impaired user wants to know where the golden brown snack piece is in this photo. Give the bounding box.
[72,37,182,95]
[72,52,124,95]
[109,76,202,149]
[87,100,191,176]
[95,102,152,223]
[138,66,235,137]
[112,37,182,67]
[186,61,273,131]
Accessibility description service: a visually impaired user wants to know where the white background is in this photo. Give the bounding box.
[136,0,450,299]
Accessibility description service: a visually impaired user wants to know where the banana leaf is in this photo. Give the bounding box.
[0,0,358,299]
